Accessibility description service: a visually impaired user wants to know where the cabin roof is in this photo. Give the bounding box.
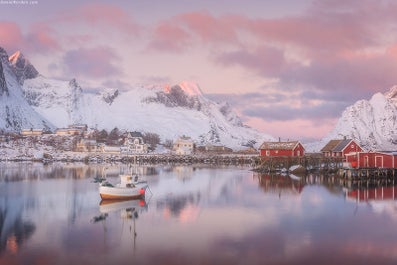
[321,139,355,152]
[320,140,341,152]
[333,139,353,152]
[259,141,300,150]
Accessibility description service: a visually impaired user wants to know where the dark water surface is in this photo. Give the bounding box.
[1,162,397,265]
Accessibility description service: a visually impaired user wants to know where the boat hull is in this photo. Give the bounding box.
[99,184,148,200]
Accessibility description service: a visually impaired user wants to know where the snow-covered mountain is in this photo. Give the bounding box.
[14,52,273,149]
[309,87,397,152]
[9,51,39,85]
[0,48,53,131]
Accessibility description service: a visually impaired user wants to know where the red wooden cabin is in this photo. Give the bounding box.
[346,151,397,168]
[259,141,305,157]
[321,139,362,158]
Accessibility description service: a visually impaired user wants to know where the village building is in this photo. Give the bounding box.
[101,145,121,154]
[345,151,397,169]
[122,131,148,154]
[55,124,88,136]
[259,141,305,157]
[76,139,99,152]
[21,128,44,136]
[55,128,82,136]
[68,124,88,131]
[320,139,363,158]
[197,144,233,154]
[173,136,195,155]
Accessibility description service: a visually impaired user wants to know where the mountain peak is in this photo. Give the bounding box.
[164,81,203,97]
[8,50,22,64]
[8,50,39,85]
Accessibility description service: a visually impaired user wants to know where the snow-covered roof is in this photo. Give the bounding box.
[259,141,300,150]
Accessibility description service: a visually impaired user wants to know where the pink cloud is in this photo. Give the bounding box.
[65,34,95,46]
[26,23,61,53]
[63,47,122,78]
[175,11,237,43]
[0,21,60,54]
[0,22,24,52]
[148,11,239,52]
[59,3,140,36]
[386,44,397,58]
[214,45,286,77]
[148,22,191,52]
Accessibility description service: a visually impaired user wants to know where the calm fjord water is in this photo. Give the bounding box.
[1,163,397,265]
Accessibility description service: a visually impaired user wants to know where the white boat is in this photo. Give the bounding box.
[99,174,148,200]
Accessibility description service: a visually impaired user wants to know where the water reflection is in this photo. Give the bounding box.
[0,198,35,254]
[256,173,305,196]
[91,199,148,252]
[1,163,397,264]
[156,193,201,223]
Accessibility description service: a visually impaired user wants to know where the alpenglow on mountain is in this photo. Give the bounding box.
[2,48,274,149]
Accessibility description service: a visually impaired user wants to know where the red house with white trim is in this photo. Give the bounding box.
[346,151,397,168]
[259,141,305,157]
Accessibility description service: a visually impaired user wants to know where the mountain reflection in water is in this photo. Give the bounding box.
[0,163,397,265]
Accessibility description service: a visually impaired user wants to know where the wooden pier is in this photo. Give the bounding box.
[254,154,344,173]
[338,167,397,180]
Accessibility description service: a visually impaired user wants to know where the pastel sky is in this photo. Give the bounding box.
[1,0,397,142]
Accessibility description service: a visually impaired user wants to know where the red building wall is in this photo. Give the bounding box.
[347,152,396,168]
[293,143,305,157]
[341,141,362,156]
[260,143,305,157]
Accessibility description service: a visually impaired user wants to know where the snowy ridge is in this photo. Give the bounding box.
[23,78,274,149]
[0,48,53,131]
[17,56,273,149]
[308,87,397,152]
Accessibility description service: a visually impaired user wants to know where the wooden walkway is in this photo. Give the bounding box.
[338,167,397,180]
[254,154,344,173]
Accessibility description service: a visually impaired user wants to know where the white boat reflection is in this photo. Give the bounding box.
[91,198,148,224]
[99,198,148,216]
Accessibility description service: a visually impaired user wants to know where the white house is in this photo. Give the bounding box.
[173,136,195,155]
[76,139,99,152]
[122,131,148,154]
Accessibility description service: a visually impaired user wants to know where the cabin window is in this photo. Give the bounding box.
[351,144,354,148]
[266,150,270,156]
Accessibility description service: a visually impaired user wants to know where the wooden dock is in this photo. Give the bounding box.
[254,154,344,173]
[338,167,397,180]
